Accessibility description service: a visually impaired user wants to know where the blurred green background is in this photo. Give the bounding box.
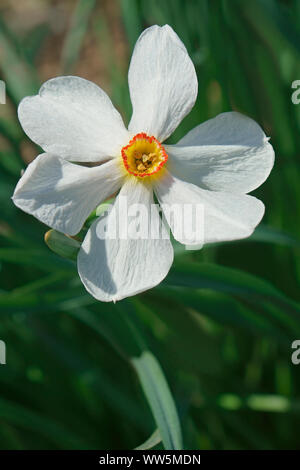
[1,0,300,450]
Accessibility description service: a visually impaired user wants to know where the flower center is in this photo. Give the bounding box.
[121,133,168,178]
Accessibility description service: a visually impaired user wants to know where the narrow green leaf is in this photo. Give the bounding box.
[0,287,90,312]
[218,394,293,413]
[246,394,290,413]
[132,351,183,450]
[145,287,292,346]
[61,0,96,73]
[242,0,300,57]
[0,18,39,102]
[166,261,300,319]
[250,225,300,248]
[120,0,143,50]
[0,397,90,449]
[134,429,162,450]
[69,304,183,450]
[0,247,75,272]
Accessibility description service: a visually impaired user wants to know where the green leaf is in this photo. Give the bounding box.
[0,397,90,449]
[132,351,183,450]
[61,0,96,73]
[217,393,293,413]
[166,261,300,319]
[145,287,292,346]
[246,394,290,413]
[0,247,75,272]
[242,0,300,57]
[69,303,183,450]
[0,18,39,102]
[134,429,162,450]
[120,0,143,50]
[250,225,300,248]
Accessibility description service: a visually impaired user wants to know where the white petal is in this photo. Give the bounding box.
[166,112,275,193]
[12,154,123,235]
[128,25,198,142]
[154,171,265,245]
[78,177,174,302]
[18,76,130,162]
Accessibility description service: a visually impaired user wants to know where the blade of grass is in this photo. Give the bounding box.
[61,0,96,73]
[69,303,183,450]
[134,429,162,450]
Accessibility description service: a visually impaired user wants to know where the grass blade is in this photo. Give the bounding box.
[134,429,161,450]
[132,351,183,450]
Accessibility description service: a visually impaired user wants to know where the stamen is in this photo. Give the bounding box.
[121,133,168,178]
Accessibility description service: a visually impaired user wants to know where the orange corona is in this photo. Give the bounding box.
[121,133,168,178]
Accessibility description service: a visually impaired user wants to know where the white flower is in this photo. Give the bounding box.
[12,25,274,302]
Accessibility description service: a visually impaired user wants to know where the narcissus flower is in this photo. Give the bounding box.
[13,25,274,302]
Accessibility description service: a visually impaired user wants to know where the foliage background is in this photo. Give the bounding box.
[0,0,300,450]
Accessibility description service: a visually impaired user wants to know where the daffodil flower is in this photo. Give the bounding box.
[12,25,274,302]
